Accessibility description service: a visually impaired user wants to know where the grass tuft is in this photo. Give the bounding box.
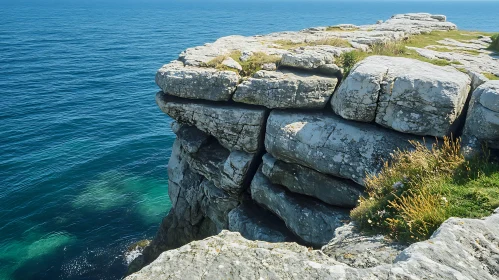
[275,38,351,49]
[203,50,281,77]
[484,72,499,80]
[351,137,499,243]
[488,34,499,52]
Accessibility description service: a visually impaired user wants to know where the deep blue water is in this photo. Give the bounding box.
[0,1,498,279]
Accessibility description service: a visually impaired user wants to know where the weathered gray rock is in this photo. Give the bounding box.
[155,61,240,101]
[372,13,456,34]
[219,151,258,195]
[467,70,489,92]
[182,139,258,194]
[332,56,471,137]
[251,168,349,247]
[280,45,353,70]
[322,223,405,268]
[265,110,427,185]
[261,153,363,208]
[228,202,299,243]
[221,57,242,71]
[233,70,338,109]
[156,92,267,153]
[127,208,499,280]
[200,179,239,232]
[463,81,499,149]
[170,122,209,154]
[183,140,230,188]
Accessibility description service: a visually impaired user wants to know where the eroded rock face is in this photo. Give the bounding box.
[463,81,499,149]
[261,153,363,207]
[265,110,426,185]
[199,180,239,232]
[250,168,349,247]
[156,92,267,153]
[233,70,338,109]
[170,122,209,154]
[331,56,471,137]
[127,209,499,280]
[228,202,299,243]
[155,61,240,101]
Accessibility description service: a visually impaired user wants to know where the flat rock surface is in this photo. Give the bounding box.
[127,208,499,280]
[331,56,471,137]
[156,92,267,153]
[322,223,406,268]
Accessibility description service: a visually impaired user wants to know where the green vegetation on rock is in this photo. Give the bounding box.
[274,38,351,49]
[489,34,499,52]
[484,72,499,80]
[351,137,499,243]
[204,50,281,77]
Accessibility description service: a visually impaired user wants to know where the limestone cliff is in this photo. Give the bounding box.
[128,13,499,278]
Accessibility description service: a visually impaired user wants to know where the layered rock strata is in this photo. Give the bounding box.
[128,13,498,276]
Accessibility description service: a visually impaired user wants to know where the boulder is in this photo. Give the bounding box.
[233,70,338,109]
[331,56,471,137]
[155,61,240,101]
[463,81,499,149]
[170,122,209,154]
[156,92,267,153]
[261,153,363,207]
[265,110,427,185]
[127,208,499,280]
[228,202,299,243]
[250,168,349,247]
[322,223,405,268]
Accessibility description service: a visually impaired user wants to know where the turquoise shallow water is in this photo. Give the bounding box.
[0,1,498,279]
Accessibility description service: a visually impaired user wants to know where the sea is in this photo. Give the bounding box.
[0,0,497,279]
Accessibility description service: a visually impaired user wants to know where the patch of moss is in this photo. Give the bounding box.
[484,72,499,80]
[325,26,359,32]
[351,137,499,243]
[337,40,451,76]
[275,38,351,49]
[405,30,493,49]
